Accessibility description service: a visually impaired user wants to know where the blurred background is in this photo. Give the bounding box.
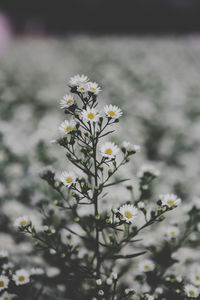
[0,0,200,282]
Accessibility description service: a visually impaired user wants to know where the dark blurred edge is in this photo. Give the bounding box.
[1,0,200,35]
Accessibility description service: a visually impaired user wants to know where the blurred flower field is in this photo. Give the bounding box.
[0,36,200,299]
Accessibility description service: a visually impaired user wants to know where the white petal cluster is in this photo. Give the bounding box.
[81,107,100,123]
[13,269,30,286]
[68,75,101,95]
[60,171,77,187]
[87,82,101,95]
[30,267,44,276]
[60,94,75,109]
[189,265,200,286]
[14,216,31,228]
[137,165,160,178]
[138,259,155,273]
[0,250,8,258]
[104,104,123,119]
[68,74,89,87]
[100,142,119,159]
[0,292,15,300]
[59,119,76,136]
[118,204,138,224]
[159,193,182,208]
[122,141,140,153]
[184,284,199,298]
[0,275,9,292]
[125,288,135,295]
[165,225,180,240]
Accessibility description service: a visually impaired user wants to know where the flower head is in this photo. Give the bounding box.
[0,275,9,292]
[59,119,76,136]
[100,142,119,159]
[60,171,77,187]
[60,94,75,109]
[189,266,200,286]
[87,82,101,95]
[159,194,181,208]
[81,107,99,123]
[13,269,30,286]
[118,204,138,224]
[14,216,31,229]
[30,267,44,276]
[68,74,89,87]
[0,250,8,258]
[138,259,155,273]
[122,141,140,154]
[137,165,160,178]
[0,291,15,300]
[104,104,123,119]
[165,226,180,240]
[184,284,199,298]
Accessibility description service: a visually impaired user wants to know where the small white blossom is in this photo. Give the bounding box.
[111,272,118,280]
[106,278,113,285]
[138,259,155,273]
[96,279,102,286]
[137,165,160,178]
[138,202,145,209]
[159,194,181,208]
[0,250,8,258]
[60,171,77,187]
[125,288,135,295]
[68,74,89,87]
[104,104,123,119]
[165,226,180,240]
[155,287,163,294]
[0,275,9,291]
[122,141,140,153]
[100,142,119,159]
[189,266,200,286]
[59,119,76,136]
[118,204,138,224]
[146,295,154,300]
[81,107,100,123]
[77,83,88,94]
[13,269,30,286]
[30,267,44,276]
[87,81,101,95]
[14,216,31,228]
[2,262,14,270]
[184,284,199,298]
[60,94,75,109]
[98,290,104,296]
[0,291,15,300]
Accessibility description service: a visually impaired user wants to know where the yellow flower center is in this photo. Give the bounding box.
[66,126,72,132]
[189,290,195,296]
[167,200,174,205]
[80,87,85,91]
[67,99,73,104]
[92,87,96,92]
[4,297,9,300]
[20,220,27,226]
[88,113,95,119]
[0,280,4,287]
[108,111,115,116]
[125,211,132,219]
[171,231,176,237]
[144,265,150,270]
[66,177,72,183]
[105,148,113,155]
[195,275,200,281]
[18,276,25,282]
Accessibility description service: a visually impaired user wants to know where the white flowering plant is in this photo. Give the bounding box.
[1,74,200,300]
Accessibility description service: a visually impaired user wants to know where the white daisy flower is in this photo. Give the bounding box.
[0,291,15,300]
[125,288,135,295]
[0,275,9,292]
[81,107,99,123]
[30,267,44,276]
[138,259,155,273]
[104,104,123,119]
[184,284,199,298]
[100,142,119,159]
[60,171,77,187]
[60,94,75,109]
[122,141,140,153]
[13,269,30,286]
[118,204,138,224]
[189,266,200,286]
[2,262,14,270]
[59,119,76,136]
[159,194,182,208]
[0,250,8,258]
[137,165,160,178]
[14,216,31,228]
[165,226,180,240]
[87,82,101,95]
[77,83,88,94]
[68,74,89,87]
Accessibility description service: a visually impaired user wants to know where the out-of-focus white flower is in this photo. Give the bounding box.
[81,107,99,123]
[60,94,75,109]
[125,288,135,295]
[155,287,163,294]
[145,295,154,300]
[184,284,199,298]
[2,262,14,270]
[118,204,138,224]
[14,216,31,228]
[104,104,123,119]
[0,275,9,291]
[138,259,155,273]
[122,141,140,153]
[0,291,15,300]
[87,82,101,95]
[165,226,180,240]
[47,267,60,278]
[0,250,8,258]
[96,279,102,285]
[137,202,145,209]
[30,267,44,276]
[59,119,76,136]
[59,171,77,187]
[159,194,181,208]
[189,266,200,286]
[100,142,119,159]
[68,74,89,87]
[111,272,118,280]
[13,269,30,286]
[77,83,88,94]
[106,278,113,285]
[137,165,160,178]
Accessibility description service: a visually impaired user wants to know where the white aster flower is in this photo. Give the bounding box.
[0,250,8,258]
[96,279,102,286]
[165,226,180,240]
[68,74,89,87]
[184,284,199,298]
[13,269,30,286]
[106,278,113,285]
[59,119,76,136]
[60,171,77,187]
[138,259,155,273]
[14,216,31,228]
[30,267,44,276]
[2,262,14,270]
[137,202,145,209]
[87,81,101,95]
[122,141,140,153]
[0,275,9,292]
[100,142,119,159]
[146,295,154,300]
[77,83,88,94]
[159,194,182,208]
[81,107,99,123]
[125,288,135,295]
[60,94,75,109]
[104,104,123,119]
[189,266,200,286]
[0,291,15,300]
[137,165,160,178]
[118,204,138,224]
